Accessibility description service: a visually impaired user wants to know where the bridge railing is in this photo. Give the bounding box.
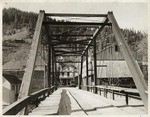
[85,85,141,105]
[3,86,55,115]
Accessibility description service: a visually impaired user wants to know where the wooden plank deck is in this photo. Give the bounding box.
[29,87,146,115]
[29,89,62,115]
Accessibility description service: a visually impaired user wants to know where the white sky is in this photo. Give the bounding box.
[2,0,149,32]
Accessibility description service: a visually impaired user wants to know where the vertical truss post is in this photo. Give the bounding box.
[54,55,57,90]
[48,40,52,87]
[18,10,45,115]
[86,50,89,91]
[93,35,98,94]
[79,56,83,89]
[52,49,55,86]
[108,11,148,110]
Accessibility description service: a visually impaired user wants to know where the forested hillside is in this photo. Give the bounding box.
[3,7,148,65]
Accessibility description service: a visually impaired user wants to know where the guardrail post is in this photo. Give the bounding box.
[103,88,105,97]
[105,89,108,98]
[112,90,115,100]
[125,93,129,105]
[99,88,101,95]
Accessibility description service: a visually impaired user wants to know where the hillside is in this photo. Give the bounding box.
[2,8,148,70]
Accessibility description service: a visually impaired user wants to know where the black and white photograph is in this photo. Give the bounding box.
[1,0,149,116]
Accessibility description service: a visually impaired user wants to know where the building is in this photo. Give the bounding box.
[81,43,147,87]
[3,55,47,107]
[59,64,78,86]
[3,74,21,108]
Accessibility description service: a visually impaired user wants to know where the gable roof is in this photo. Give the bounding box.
[3,56,46,71]
[3,74,22,84]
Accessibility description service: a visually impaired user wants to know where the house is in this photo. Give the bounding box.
[81,43,146,87]
[59,64,78,86]
[3,53,47,108]
[2,74,21,108]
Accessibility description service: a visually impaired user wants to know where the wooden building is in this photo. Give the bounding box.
[59,65,78,86]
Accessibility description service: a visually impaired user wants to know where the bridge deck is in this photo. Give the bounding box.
[29,88,146,115]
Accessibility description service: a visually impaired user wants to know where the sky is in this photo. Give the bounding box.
[2,0,148,32]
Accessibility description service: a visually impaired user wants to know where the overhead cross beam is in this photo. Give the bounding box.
[52,42,93,46]
[55,54,83,56]
[52,39,91,43]
[54,46,85,49]
[50,34,93,37]
[56,61,81,63]
[54,49,84,52]
[45,13,107,17]
[47,25,100,28]
[43,21,112,26]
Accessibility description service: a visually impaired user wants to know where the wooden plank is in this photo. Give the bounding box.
[67,91,86,115]
[67,88,146,115]
[45,13,107,17]
[107,11,148,110]
[29,89,62,115]
[18,10,45,102]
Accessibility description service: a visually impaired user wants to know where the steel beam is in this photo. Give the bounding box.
[79,56,83,89]
[43,21,111,26]
[52,43,92,46]
[56,61,81,63]
[93,34,98,94]
[18,10,44,99]
[54,47,85,49]
[48,25,99,28]
[48,38,52,87]
[53,38,92,42]
[55,50,83,53]
[107,11,148,110]
[17,10,45,115]
[55,54,82,56]
[86,50,89,91]
[45,13,107,17]
[82,18,108,56]
[52,50,55,86]
[50,34,93,37]
[54,55,57,90]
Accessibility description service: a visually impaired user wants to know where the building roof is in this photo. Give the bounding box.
[3,56,46,71]
[82,60,132,78]
[3,74,22,84]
